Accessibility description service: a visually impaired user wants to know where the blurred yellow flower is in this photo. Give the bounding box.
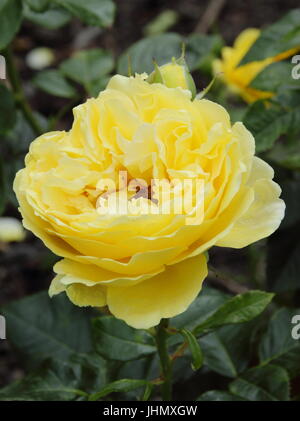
[213,28,298,103]
[14,71,285,328]
[0,217,25,243]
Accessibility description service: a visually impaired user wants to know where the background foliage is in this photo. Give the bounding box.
[0,0,300,401]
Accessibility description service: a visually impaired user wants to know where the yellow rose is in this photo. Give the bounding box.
[14,71,285,329]
[0,217,25,243]
[213,28,298,103]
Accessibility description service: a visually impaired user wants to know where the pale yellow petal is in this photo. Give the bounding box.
[216,157,285,248]
[66,282,106,307]
[106,254,208,329]
[49,274,66,297]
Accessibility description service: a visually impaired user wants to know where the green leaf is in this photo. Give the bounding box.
[117,33,223,76]
[24,5,71,29]
[0,360,87,401]
[92,316,156,362]
[1,291,93,368]
[87,74,110,97]
[243,100,300,152]
[251,62,300,92]
[117,33,183,75]
[33,70,77,98]
[89,379,150,401]
[199,322,256,378]
[268,141,300,170]
[259,308,300,377]
[116,355,158,382]
[197,390,245,401]
[172,286,230,331]
[240,9,300,65]
[55,0,115,28]
[2,112,47,207]
[180,329,203,370]
[60,49,114,95]
[0,0,23,50]
[193,291,274,336]
[25,0,49,12]
[141,383,153,401]
[229,365,290,401]
[0,85,16,134]
[113,355,159,400]
[185,33,223,72]
[4,111,45,155]
[144,10,179,37]
[67,353,108,394]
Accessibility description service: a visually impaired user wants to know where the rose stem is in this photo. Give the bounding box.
[155,318,173,400]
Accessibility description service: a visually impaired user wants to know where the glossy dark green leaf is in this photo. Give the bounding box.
[33,70,77,98]
[199,322,255,378]
[172,286,230,331]
[229,365,290,401]
[87,75,110,97]
[180,329,203,370]
[2,111,47,207]
[92,316,156,361]
[23,5,71,29]
[243,100,300,152]
[4,111,45,154]
[1,291,93,368]
[117,32,223,76]
[60,49,114,95]
[185,33,223,72]
[193,291,274,336]
[251,61,300,92]
[0,84,16,134]
[259,308,300,377]
[55,0,115,28]
[268,142,300,171]
[116,355,158,383]
[197,390,245,401]
[67,353,108,394]
[0,360,87,401]
[240,9,300,65]
[0,0,23,50]
[25,0,49,12]
[89,379,150,401]
[117,33,183,75]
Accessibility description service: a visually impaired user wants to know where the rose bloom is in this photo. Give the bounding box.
[0,217,25,243]
[213,28,298,103]
[14,69,285,329]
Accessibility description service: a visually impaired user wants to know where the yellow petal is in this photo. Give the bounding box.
[54,258,164,287]
[216,157,285,248]
[66,282,106,307]
[49,274,66,297]
[106,254,207,329]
